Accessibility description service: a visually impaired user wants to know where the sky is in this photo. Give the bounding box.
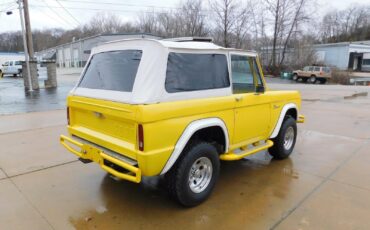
[0,0,370,33]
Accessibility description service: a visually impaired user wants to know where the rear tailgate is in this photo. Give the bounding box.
[67,95,139,160]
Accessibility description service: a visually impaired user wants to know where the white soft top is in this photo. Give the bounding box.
[71,39,257,104]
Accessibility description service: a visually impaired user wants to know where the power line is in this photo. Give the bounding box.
[55,0,182,10]
[38,0,77,28]
[54,0,81,26]
[30,4,207,15]
[36,3,74,28]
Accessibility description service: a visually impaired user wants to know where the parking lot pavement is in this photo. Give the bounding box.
[0,77,370,229]
[0,69,78,115]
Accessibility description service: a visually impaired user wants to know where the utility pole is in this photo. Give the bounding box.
[23,0,34,59]
[17,0,33,92]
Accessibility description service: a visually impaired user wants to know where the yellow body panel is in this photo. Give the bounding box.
[62,88,301,179]
[60,49,303,182]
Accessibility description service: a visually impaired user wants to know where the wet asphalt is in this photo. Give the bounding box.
[0,70,370,229]
[0,70,76,115]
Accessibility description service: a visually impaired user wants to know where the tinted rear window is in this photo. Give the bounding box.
[165,53,230,93]
[79,50,142,92]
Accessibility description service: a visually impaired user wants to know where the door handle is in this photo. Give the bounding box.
[235,96,243,102]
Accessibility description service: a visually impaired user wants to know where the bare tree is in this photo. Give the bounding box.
[209,0,239,47]
[264,0,313,70]
[180,0,209,37]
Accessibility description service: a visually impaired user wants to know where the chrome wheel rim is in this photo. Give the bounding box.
[310,76,316,83]
[284,126,295,150]
[188,157,213,193]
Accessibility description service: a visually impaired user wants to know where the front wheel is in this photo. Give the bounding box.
[165,141,220,207]
[309,75,317,84]
[269,117,297,160]
[292,73,298,81]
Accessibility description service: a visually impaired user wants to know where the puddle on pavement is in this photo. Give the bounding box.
[343,92,368,99]
[69,150,300,229]
[302,98,321,102]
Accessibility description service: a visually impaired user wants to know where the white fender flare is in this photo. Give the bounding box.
[269,103,298,139]
[160,118,229,175]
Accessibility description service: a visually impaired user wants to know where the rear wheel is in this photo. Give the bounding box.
[165,141,220,207]
[269,117,297,160]
[319,78,327,84]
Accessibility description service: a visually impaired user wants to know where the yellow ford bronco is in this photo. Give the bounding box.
[60,38,304,206]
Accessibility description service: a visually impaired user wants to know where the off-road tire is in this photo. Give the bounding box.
[269,117,297,160]
[292,73,298,81]
[309,75,317,84]
[165,141,220,207]
[319,78,327,84]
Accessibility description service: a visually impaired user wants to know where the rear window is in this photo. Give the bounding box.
[79,50,142,92]
[165,53,230,93]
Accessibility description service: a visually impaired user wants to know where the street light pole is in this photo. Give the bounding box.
[17,0,33,92]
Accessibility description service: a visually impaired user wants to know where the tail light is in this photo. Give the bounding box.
[138,124,144,151]
[67,107,70,125]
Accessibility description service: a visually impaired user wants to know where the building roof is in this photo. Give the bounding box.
[314,40,370,48]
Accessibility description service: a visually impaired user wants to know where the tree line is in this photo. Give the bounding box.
[1,0,370,70]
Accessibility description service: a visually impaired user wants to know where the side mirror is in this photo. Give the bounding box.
[256,85,265,93]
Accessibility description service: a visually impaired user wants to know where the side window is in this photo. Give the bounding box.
[314,66,320,71]
[165,53,230,93]
[303,66,309,71]
[231,55,255,94]
[308,66,314,71]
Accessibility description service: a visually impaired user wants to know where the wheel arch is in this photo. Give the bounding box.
[160,118,229,175]
[269,103,298,139]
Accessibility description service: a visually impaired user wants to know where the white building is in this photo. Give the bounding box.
[36,33,161,68]
[260,41,370,71]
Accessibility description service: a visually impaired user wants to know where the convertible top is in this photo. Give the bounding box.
[71,39,258,104]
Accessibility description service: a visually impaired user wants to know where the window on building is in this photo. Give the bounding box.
[165,53,230,93]
[363,59,370,66]
[79,50,142,92]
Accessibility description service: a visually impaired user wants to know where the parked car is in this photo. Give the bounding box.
[292,66,331,84]
[0,60,22,77]
[60,38,305,206]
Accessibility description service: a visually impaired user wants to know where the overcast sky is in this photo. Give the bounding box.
[0,0,370,33]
